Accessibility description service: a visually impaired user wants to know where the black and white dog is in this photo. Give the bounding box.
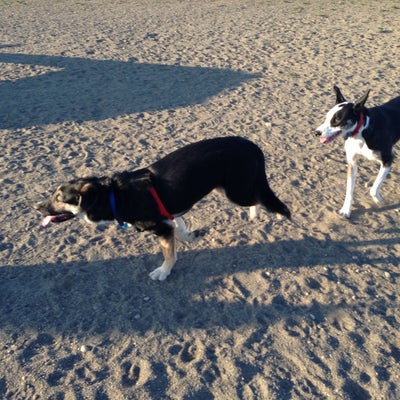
[36,136,291,280]
[315,86,400,218]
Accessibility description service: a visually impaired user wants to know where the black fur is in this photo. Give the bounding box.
[37,137,290,239]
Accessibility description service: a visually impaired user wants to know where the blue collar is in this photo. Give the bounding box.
[109,189,128,229]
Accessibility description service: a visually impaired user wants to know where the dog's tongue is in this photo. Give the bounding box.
[41,213,74,227]
[41,215,55,227]
[320,132,340,144]
[320,137,329,144]
[320,136,336,144]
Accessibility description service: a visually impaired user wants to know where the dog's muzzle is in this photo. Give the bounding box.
[34,201,76,227]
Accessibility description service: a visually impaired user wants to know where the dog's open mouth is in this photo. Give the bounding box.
[320,131,341,144]
[41,213,75,227]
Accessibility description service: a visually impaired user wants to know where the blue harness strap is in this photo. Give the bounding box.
[109,190,128,229]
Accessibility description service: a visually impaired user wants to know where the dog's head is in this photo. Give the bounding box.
[36,178,100,227]
[315,85,370,144]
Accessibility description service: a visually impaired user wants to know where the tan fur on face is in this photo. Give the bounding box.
[48,187,82,216]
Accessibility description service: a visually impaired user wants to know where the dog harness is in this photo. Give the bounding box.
[109,186,173,229]
[109,190,128,229]
[149,186,174,220]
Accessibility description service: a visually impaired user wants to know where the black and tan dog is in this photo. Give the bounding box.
[36,136,291,280]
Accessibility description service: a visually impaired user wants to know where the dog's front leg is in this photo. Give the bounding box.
[339,162,357,218]
[149,233,176,281]
[369,164,390,203]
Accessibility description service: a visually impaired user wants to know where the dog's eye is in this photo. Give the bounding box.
[331,114,342,126]
[64,193,80,205]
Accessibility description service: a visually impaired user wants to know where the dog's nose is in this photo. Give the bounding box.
[314,130,322,137]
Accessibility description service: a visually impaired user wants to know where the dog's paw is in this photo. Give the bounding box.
[249,205,260,220]
[370,190,383,204]
[372,195,383,204]
[186,228,207,242]
[149,267,170,281]
[176,228,207,242]
[338,208,351,219]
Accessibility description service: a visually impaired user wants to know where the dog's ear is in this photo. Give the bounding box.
[354,89,370,112]
[79,183,98,209]
[333,85,347,104]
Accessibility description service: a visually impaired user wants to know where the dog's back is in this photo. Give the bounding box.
[367,96,400,145]
[149,136,290,219]
[360,96,400,166]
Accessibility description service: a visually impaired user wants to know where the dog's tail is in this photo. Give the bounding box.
[260,184,291,220]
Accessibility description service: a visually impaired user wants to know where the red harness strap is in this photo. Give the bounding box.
[351,112,365,137]
[150,186,174,220]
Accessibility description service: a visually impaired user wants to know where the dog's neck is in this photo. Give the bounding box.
[346,111,365,139]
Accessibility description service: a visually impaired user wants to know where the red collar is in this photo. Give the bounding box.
[351,112,365,137]
[150,186,174,220]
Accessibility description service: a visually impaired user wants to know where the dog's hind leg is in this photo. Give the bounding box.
[257,181,291,220]
[339,162,357,218]
[249,205,260,220]
[174,217,207,242]
[369,164,390,203]
[149,234,176,281]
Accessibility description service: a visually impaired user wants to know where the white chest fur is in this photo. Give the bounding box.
[344,136,380,163]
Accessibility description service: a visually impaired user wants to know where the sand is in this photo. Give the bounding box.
[1,0,400,399]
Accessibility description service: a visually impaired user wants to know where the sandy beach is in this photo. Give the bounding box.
[1,0,400,398]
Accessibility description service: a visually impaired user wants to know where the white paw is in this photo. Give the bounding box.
[339,208,351,219]
[370,190,382,204]
[249,205,260,220]
[149,267,170,281]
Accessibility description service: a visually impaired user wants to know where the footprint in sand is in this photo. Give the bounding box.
[121,361,141,387]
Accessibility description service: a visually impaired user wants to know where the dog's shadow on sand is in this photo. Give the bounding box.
[0,234,398,337]
[0,52,259,129]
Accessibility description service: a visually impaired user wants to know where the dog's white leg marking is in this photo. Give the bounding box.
[174,216,207,242]
[339,162,357,218]
[249,205,260,220]
[370,164,390,203]
[149,235,176,281]
[174,217,194,242]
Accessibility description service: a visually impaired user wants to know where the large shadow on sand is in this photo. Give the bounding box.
[0,52,259,129]
[0,235,398,336]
